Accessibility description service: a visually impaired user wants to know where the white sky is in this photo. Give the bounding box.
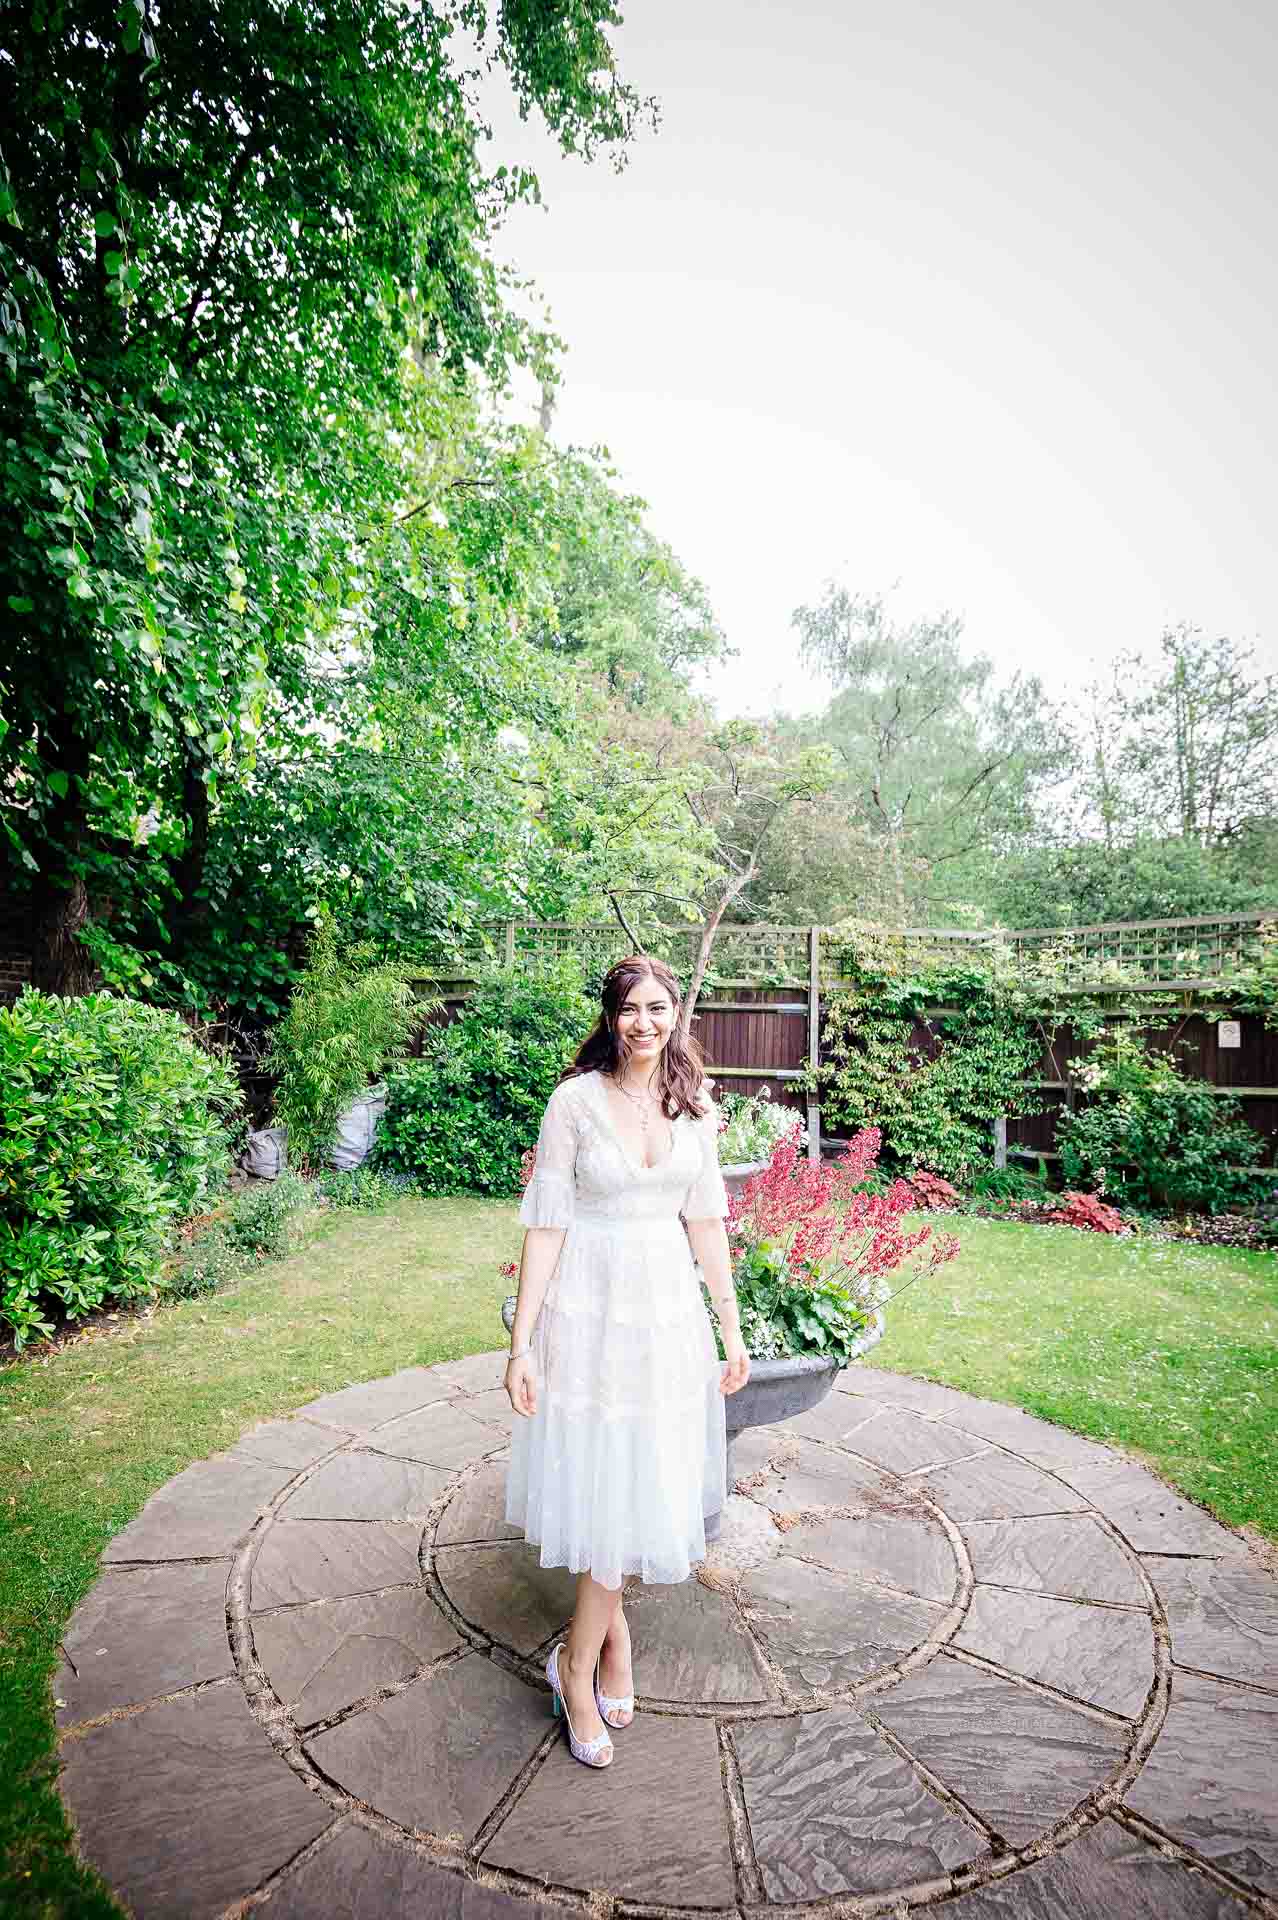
[485,0,1277,718]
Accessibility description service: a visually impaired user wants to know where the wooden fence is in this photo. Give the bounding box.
[413,914,1278,1178]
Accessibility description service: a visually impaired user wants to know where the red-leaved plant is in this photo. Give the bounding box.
[721,1128,960,1364]
[903,1169,963,1211]
[1041,1190,1127,1234]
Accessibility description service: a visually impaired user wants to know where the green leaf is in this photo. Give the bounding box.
[46,771,69,798]
[94,211,117,237]
[8,595,34,614]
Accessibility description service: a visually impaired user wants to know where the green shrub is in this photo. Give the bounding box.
[374,955,594,1195]
[165,1171,314,1299]
[315,1166,417,1210]
[264,911,429,1169]
[223,1171,313,1259]
[0,989,242,1347]
[1058,1032,1268,1216]
[969,1165,1047,1202]
[167,1224,243,1298]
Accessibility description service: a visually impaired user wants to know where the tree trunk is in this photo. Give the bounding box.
[169,754,212,958]
[30,871,99,996]
[28,731,99,997]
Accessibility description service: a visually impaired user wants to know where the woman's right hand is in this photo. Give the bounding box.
[504,1352,538,1418]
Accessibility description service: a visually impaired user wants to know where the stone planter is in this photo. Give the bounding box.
[498,1296,885,1544]
[720,1158,767,1204]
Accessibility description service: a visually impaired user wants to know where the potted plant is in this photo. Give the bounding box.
[705,1127,959,1480]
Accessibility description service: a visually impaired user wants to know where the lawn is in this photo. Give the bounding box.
[1,1197,1274,1918]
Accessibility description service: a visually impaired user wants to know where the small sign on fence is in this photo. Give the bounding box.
[1218,1020,1242,1048]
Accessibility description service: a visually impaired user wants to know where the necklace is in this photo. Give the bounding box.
[609,1071,661,1137]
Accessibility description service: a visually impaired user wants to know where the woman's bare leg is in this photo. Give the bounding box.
[598,1590,634,1725]
[559,1572,619,1741]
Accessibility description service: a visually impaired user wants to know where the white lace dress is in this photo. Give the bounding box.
[503,1068,731,1589]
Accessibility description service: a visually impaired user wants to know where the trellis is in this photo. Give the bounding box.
[408,910,1278,1176]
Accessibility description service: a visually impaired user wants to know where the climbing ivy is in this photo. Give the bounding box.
[799,949,1042,1181]
[798,919,1277,1183]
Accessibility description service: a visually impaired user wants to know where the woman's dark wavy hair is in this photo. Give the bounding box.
[560,953,711,1120]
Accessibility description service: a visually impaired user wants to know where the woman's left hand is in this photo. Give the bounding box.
[719,1335,750,1396]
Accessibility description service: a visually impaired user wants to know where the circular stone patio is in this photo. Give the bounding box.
[54,1358,1278,1920]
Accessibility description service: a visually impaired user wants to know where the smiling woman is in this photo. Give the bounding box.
[501,952,749,1768]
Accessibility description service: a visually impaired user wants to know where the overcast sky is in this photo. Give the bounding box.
[485,0,1277,719]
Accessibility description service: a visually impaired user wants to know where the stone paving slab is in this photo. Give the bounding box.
[1052,1464,1253,1557]
[435,1460,525,1546]
[429,1350,510,1396]
[845,1404,990,1475]
[465,1385,517,1430]
[229,1415,346,1471]
[961,1513,1146,1606]
[434,1542,577,1655]
[919,1450,1089,1522]
[295,1368,453,1433]
[307,1652,547,1843]
[626,1572,770,1701]
[59,1681,333,1919]
[280,1449,452,1522]
[267,1820,534,1918]
[872,1656,1127,1845]
[56,1560,235,1726]
[954,1586,1154,1717]
[751,1429,895,1514]
[740,1554,943,1695]
[251,1520,423,1610]
[837,1367,985,1420]
[101,1454,296,1562]
[482,1709,737,1907]
[253,1587,464,1726]
[1143,1554,1278,1688]
[933,1396,1135,1475]
[944,1816,1256,1918]
[782,1386,894,1446]
[1124,1669,1278,1893]
[369,1398,506,1470]
[734,1705,989,1900]
[779,1505,958,1603]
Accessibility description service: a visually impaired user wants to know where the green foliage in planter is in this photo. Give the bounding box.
[803,948,1042,1180]
[264,913,428,1171]
[0,989,242,1346]
[374,956,595,1195]
[707,1239,872,1366]
[1057,1032,1268,1216]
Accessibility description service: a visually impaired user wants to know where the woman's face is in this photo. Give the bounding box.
[613,972,676,1064]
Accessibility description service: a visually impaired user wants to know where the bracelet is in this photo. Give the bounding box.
[509,1342,531,1360]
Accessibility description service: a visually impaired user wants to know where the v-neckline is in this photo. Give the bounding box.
[587,1069,680,1176]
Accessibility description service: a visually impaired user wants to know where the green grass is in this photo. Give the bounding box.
[867,1214,1278,1537]
[2,1198,1274,1918]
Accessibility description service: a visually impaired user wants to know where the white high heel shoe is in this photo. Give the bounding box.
[546,1642,614,1768]
[594,1619,635,1728]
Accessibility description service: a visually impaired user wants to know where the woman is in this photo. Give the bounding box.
[502,953,750,1769]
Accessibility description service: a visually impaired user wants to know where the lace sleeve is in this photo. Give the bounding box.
[683,1093,730,1221]
[519,1080,578,1229]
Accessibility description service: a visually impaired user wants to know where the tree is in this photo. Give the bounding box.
[523,447,732,712]
[1123,625,1278,847]
[790,585,1068,920]
[0,0,652,992]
